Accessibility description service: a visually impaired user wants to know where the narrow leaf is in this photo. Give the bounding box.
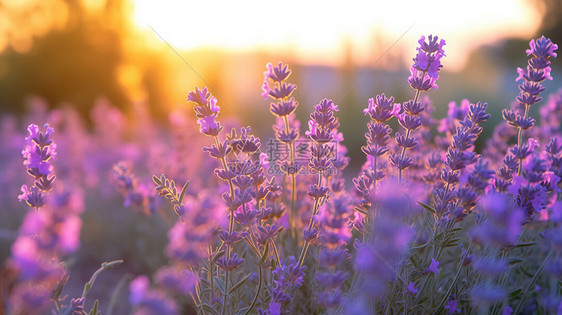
[229,273,251,294]
[259,242,270,264]
[201,303,219,315]
[211,250,226,264]
[236,307,251,315]
[178,180,190,204]
[152,175,162,185]
[418,201,436,214]
[514,242,536,249]
[88,300,99,315]
[214,277,226,295]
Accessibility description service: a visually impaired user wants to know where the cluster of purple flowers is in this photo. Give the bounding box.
[262,62,301,239]
[353,180,421,309]
[129,275,179,315]
[503,36,558,172]
[112,161,159,215]
[8,125,89,314]
[6,34,562,315]
[434,101,491,220]
[262,62,300,171]
[18,124,57,208]
[408,35,446,91]
[314,195,351,310]
[391,35,445,180]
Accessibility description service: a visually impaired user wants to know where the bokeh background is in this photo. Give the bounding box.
[0,0,561,174]
[0,0,561,313]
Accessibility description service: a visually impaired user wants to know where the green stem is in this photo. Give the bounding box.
[513,250,552,314]
[398,89,422,182]
[433,243,473,314]
[107,274,131,315]
[517,104,530,176]
[282,113,298,241]
[297,172,323,267]
[82,260,123,299]
[209,247,215,301]
[212,135,236,315]
[244,266,263,315]
[272,241,282,267]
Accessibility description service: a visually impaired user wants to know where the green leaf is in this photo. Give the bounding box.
[514,242,537,249]
[354,206,368,215]
[178,180,190,204]
[409,255,422,270]
[521,266,534,277]
[214,277,226,295]
[83,260,123,299]
[509,288,523,298]
[51,272,69,300]
[444,239,460,248]
[236,307,251,315]
[259,242,270,264]
[201,303,219,315]
[88,300,99,315]
[418,201,436,214]
[211,250,226,264]
[229,273,251,294]
[508,257,524,266]
[152,174,162,185]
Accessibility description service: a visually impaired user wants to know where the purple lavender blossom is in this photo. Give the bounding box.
[364,94,400,123]
[470,284,506,308]
[187,87,223,137]
[444,299,461,313]
[470,192,523,248]
[306,99,340,145]
[216,253,244,271]
[426,258,440,274]
[129,275,178,315]
[502,36,557,178]
[271,256,307,305]
[153,267,197,295]
[407,281,418,295]
[19,124,57,209]
[355,180,421,299]
[166,192,226,265]
[408,35,446,91]
[434,101,490,218]
[113,162,158,215]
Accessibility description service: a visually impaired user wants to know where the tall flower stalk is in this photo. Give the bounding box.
[391,35,445,181]
[298,98,340,267]
[502,36,557,175]
[18,124,57,209]
[262,62,300,238]
[187,87,240,314]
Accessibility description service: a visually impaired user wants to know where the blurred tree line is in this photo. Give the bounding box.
[0,0,174,122]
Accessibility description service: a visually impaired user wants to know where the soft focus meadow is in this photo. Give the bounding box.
[1,31,562,315]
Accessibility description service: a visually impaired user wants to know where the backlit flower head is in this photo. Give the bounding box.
[408,34,446,91]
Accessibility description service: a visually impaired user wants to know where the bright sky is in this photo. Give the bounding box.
[133,0,541,71]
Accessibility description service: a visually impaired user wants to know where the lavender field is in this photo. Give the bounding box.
[0,32,561,315]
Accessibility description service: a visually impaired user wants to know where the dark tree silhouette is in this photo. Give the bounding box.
[0,0,129,117]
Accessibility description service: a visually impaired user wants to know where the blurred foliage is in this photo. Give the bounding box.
[0,0,123,116]
[0,0,176,122]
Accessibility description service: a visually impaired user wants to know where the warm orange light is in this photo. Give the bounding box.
[133,0,540,71]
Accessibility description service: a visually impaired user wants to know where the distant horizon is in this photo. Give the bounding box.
[134,0,541,71]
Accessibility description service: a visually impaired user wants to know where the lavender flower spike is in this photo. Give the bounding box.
[408,35,446,91]
[19,124,57,209]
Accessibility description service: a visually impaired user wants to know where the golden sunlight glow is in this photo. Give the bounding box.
[133,0,540,71]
